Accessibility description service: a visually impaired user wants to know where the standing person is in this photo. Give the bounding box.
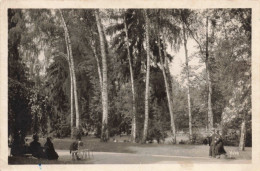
[10,130,25,156]
[215,130,226,158]
[44,137,59,160]
[209,129,217,158]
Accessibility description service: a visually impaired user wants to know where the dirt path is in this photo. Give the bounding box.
[55,150,251,164]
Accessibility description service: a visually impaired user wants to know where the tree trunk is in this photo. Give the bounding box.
[95,9,109,142]
[239,117,246,151]
[124,13,137,143]
[182,22,193,141]
[91,41,103,90]
[64,27,74,138]
[68,62,74,138]
[62,42,74,138]
[69,64,74,138]
[206,16,213,130]
[142,9,150,143]
[59,9,77,137]
[162,36,176,144]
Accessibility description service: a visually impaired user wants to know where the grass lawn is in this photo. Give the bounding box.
[28,136,252,159]
[51,136,251,160]
[9,136,251,164]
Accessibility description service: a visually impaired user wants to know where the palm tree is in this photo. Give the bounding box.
[142,9,151,143]
[205,15,214,130]
[95,9,109,142]
[180,10,193,140]
[106,9,145,142]
[156,10,177,143]
[123,10,137,142]
[90,40,103,90]
[59,9,80,132]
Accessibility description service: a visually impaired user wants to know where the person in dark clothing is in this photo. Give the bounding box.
[203,138,208,145]
[29,134,45,158]
[215,131,226,158]
[10,130,26,156]
[44,137,59,160]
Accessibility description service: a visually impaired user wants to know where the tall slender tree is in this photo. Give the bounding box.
[156,11,177,143]
[123,10,137,142]
[95,9,109,142]
[185,11,214,131]
[90,40,103,90]
[181,11,193,140]
[205,16,214,130]
[142,9,151,143]
[59,9,80,131]
[162,36,177,143]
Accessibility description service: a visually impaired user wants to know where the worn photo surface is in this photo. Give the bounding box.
[7,8,252,165]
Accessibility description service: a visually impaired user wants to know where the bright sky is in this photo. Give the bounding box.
[168,38,205,84]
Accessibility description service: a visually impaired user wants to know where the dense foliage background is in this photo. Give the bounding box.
[8,9,251,147]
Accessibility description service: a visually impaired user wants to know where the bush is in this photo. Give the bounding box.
[147,127,166,144]
[109,127,119,137]
[191,132,207,145]
[94,123,102,138]
[179,139,185,144]
[58,125,71,138]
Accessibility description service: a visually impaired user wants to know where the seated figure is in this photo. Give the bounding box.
[70,138,83,160]
[44,137,59,160]
[29,134,45,159]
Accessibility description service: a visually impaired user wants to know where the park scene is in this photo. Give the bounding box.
[8,8,251,164]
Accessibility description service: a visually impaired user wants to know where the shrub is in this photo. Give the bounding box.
[59,124,71,138]
[109,127,120,137]
[147,127,166,144]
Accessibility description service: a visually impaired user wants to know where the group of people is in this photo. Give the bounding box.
[208,129,227,158]
[10,132,59,160]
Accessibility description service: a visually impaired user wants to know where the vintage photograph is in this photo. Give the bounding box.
[7,8,251,164]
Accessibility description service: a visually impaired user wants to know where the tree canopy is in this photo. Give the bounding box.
[8,8,251,148]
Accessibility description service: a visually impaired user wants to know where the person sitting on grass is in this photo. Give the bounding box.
[29,134,45,159]
[44,137,59,160]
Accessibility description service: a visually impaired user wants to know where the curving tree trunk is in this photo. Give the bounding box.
[162,36,176,144]
[182,21,193,141]
[206,16,213,130]
[158,35,176,142]
[62,22,74,138]
[59,42,74,138]
[69,66,74,137]
[95,9,109,142]
[124,13,137,143]
[142,9,151,143]
[59,9,80,136]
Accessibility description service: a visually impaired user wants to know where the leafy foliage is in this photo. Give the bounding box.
[8,9,251,148]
